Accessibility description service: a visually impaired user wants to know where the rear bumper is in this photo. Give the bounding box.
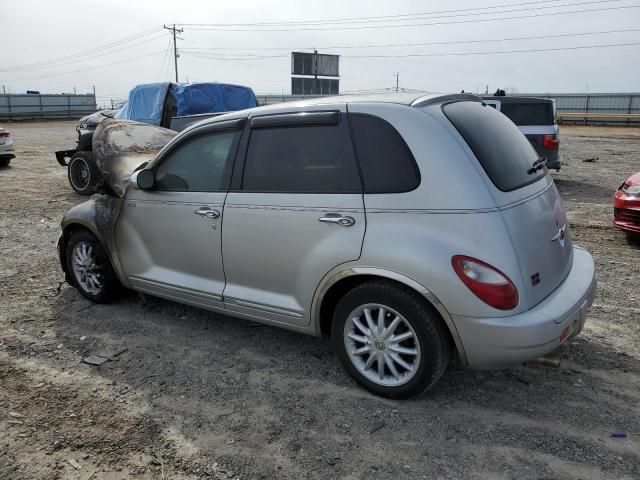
[452,246,596,369]
[545,157,561,170]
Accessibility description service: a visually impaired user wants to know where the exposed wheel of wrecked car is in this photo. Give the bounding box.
[68,152,101,195]
[332,281,450,399]
[0,158,10,167]
[66,230,122,303]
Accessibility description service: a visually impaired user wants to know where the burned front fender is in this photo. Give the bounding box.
[59,195,130,287]
[93,119,176,197]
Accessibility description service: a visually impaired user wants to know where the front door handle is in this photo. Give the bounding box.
[194,207,220,219]
[318,213,356,227]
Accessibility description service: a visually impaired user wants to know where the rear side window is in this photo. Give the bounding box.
[443,101,545,192]
[242,124,361,193]
[499,102,554,126]
[349,114,420,193]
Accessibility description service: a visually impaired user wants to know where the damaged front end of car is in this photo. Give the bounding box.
[58,119,176,285]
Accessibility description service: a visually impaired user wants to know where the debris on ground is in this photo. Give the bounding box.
[369,420,386,434]
[583,156,599,162]
[81,354,110,366]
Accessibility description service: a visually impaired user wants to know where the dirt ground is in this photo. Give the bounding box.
[1,121,639,480]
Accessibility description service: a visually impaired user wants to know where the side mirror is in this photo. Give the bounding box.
[130,169,155,190]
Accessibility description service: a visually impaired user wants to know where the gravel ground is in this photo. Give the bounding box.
[1,121,639,480]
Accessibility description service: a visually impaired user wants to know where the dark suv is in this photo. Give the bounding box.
[483,96,560,171]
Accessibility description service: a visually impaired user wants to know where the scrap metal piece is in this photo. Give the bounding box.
[82,354,110,366]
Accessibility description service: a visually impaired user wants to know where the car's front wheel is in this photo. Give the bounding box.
[65,230,121,303]
[68,152,101,195]
[0,158,10,167]
[332,281,450,399]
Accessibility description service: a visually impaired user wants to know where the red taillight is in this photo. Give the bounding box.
[452,255,519,310]
[543,134,558,149]
[0,131,10,137]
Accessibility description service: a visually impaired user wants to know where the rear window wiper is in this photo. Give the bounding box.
[527,156,547,175]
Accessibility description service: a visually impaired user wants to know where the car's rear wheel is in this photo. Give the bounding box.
[332,281,449,399]
[68,151,101,195]
[65,230,121,303]
[0,158,10,167]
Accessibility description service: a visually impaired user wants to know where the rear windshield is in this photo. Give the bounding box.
[499,101,554,126]
[443,101,546,192]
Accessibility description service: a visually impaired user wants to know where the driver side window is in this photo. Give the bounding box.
[155,130,238,192]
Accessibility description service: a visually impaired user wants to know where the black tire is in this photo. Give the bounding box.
[0,158,10,167]
[67,151,101,195]
[65,230,122,303]
[332,281,450,399]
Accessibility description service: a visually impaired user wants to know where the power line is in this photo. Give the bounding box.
[179,28,640,52]
[0,27,162,72]
[183,5,640,32]
[179,0,625,27]
[342,41,640,58]
[157,37,174,81]
[183,41,640,63]
[7,50,166,82]
[1,33,168,73]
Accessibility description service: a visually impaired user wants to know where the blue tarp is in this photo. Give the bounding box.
[114,82,257,125]
[173,83,258,116]
[114,83,170,125]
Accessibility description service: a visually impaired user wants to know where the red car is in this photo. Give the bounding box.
[614,171,640,234]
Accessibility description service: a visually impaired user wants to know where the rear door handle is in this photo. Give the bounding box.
[194,207,220,219]
[318,213,356,227]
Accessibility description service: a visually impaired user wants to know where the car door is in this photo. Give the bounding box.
[115,120,244,309]
[221,109,366,326]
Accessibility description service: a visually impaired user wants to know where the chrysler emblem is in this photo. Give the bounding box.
[550,224,567,247]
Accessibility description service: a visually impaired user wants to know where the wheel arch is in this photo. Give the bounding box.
[312,267,468,365]
[58,195,129,288]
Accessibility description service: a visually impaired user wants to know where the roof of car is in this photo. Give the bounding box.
[481,96,554,104]
[240,92,482,116]
[185,92,483,132]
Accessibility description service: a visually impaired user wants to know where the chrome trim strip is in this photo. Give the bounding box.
[312,267,468,365]
[225,296,305,318]
[225,204,364,213]
[128,200,224,207]
[129,276,223,303]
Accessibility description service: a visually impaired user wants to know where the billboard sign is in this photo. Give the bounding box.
[291,77,339,95]
[291,52,339,77]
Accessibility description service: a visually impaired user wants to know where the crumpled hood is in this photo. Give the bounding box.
[92,119,177,197]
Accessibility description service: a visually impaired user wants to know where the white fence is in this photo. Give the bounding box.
[0,94,97,120]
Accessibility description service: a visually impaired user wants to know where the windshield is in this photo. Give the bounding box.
[443,101,546,192]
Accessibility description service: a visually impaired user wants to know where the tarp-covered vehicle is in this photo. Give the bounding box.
[55,82,257,195]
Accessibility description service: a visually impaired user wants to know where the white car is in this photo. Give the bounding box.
[0,127,15,167]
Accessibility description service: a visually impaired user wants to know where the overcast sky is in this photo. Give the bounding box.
[2,0,639,105]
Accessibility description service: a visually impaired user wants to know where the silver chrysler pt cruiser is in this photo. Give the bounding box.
[58,93,596,399]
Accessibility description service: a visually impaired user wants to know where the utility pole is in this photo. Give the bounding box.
[164,24,184,82]
[393,73,399,92]
[313,49,318,94]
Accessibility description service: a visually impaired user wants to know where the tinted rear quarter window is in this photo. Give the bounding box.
[242,123,361,193]
[499,102,554,126]
[349,114,420,193]
[443,101,545,192]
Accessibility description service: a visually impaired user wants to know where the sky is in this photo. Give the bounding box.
[1,0,639,106]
